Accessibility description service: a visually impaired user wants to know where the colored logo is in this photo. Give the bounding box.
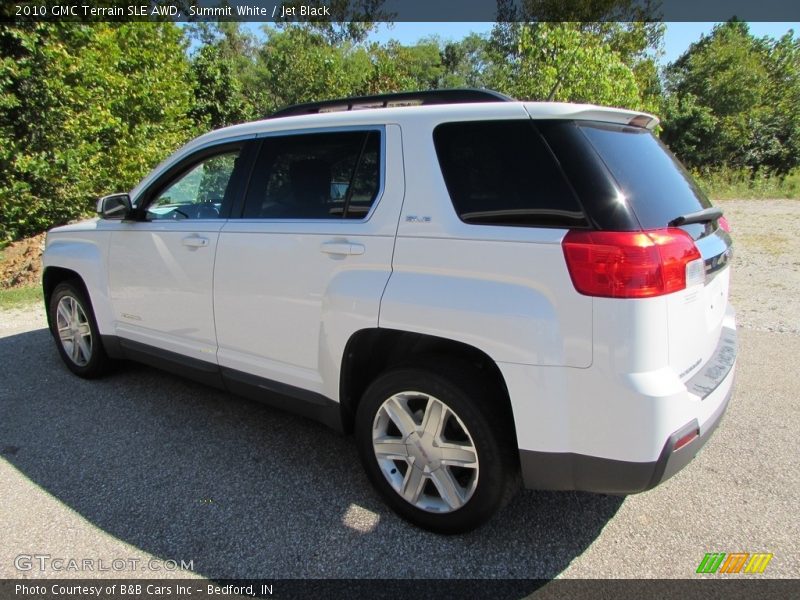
[696,552,773,574]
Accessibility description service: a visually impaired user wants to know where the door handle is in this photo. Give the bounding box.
[320,241,365,256]
[182,235,209,248]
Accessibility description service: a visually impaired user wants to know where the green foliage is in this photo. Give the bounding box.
[662,21,800,176]
[191,43,247,129]
[188,24,261,128]
[439,34,491,88]
[488,24,637,106]
[0,22,196,241]
[256,26,372,112]
[483,22,662,112]
[364,39,449,93]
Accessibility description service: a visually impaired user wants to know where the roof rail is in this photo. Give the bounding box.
[268,88,515,119]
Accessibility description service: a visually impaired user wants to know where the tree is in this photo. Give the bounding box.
[0,23,195,240]
[188,23,261,128]
[662,21,800,175]
[483,0,665,112]
[363,39,448,93]
[438,34,492,88]
[256,26,372,112]
[485,23,645,108]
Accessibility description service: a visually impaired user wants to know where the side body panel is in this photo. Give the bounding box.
[379,110,593,368]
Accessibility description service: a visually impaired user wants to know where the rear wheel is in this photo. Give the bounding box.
[355,363,517,533]
[49,281,111,378]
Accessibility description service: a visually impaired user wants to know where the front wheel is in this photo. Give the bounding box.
[49,281,111,378]
[355,364,518,534]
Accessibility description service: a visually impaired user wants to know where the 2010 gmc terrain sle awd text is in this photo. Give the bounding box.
[42,89,737,533]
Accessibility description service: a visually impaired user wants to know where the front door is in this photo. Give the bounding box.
[107,146,245,363]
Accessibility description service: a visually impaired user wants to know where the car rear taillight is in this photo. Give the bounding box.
[718,216,731,233]
[562,228,703,298]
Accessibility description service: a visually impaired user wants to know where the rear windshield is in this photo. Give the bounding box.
[433,120,588,228]
[577,122,712,231]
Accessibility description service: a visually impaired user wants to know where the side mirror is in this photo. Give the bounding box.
[97,193,132,220]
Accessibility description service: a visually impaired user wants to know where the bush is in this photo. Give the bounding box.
[0,23,196,242]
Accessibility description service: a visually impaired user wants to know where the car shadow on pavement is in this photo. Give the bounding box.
[0,327,623,584]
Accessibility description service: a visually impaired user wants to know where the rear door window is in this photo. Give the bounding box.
[241,130,380,220]
[433,120,588,228]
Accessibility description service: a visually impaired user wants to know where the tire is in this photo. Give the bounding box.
[48,281,111,378]
[355,361,518,534]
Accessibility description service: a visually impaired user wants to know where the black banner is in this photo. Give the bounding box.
[2,0,800,23]
[2,579,800,600]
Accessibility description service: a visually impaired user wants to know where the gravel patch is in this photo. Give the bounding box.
[720,199,800,334]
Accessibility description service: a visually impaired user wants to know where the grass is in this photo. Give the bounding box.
[696,168,800,201]
[0,285,43,310]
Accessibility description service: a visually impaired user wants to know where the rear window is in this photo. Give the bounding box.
[433,121,587,228]
[577,122,713,232]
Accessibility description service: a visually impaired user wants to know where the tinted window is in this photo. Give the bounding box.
[433,120,587,228]
[242,131,380,219]
[148,152,238,220]
[578,122,713,235]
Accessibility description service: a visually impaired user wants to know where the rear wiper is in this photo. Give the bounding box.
[668,207,723,227]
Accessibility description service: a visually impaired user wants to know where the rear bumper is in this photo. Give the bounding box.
[519,381,732,494]
[516,314,737,494]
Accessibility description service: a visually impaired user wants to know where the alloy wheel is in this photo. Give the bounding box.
[55,295,93,367]
[372,392,479,513]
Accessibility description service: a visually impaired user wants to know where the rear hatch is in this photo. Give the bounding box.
[538,119,734,386]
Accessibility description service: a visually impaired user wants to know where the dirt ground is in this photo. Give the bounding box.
[1,200,798,335]
[0,232,45,289]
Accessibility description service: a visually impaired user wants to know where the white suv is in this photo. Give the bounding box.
[43,89,737,533]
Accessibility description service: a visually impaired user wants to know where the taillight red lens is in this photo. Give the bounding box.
[718,216,731,233]
[562,228,702,298]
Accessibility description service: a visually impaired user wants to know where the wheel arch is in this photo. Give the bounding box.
[42,267,88,330]
[42,233,115,336]
[339,328,517,442]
